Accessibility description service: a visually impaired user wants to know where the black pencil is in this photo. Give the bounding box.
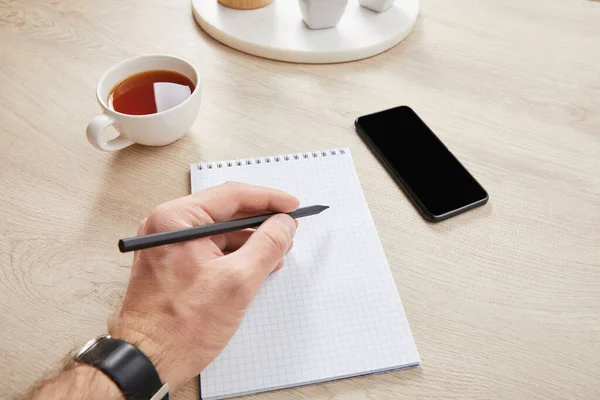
[118,205,329,253]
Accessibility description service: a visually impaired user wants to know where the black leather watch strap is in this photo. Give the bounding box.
[76,335,169,400]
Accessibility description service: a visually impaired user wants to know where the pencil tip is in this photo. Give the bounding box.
[320,205,330,212]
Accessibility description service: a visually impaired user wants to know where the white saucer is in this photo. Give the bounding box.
[192,0,419,64]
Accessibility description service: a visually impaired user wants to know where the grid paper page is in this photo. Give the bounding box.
[191,148,420,400]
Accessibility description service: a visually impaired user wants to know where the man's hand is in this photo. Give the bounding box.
[109,182,299,392]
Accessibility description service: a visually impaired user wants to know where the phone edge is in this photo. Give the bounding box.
[355,117,438,222]
[355,111,489,222]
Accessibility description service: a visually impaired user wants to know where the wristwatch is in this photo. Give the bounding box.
[75,334,169,400]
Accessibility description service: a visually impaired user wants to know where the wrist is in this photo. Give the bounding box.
[30,361,123,400]
[109,315,183,392]
[73,364,124,399]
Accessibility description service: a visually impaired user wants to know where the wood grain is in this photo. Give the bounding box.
[1,0,599,399]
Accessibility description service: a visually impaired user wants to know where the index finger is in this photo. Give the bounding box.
[185,182,299,223]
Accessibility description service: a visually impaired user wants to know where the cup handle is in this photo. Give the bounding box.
[86,113,135,151]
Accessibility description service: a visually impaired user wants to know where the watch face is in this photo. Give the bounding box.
[75,334,110,359]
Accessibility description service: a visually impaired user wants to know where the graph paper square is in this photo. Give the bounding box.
[190,148,420,400]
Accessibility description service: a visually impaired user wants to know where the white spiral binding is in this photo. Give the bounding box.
[195,148,346,170]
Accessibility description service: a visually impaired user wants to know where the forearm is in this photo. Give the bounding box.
[20,320,179,400]
[21,360,123,400]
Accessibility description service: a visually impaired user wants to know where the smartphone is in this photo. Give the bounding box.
[355,106,488,222]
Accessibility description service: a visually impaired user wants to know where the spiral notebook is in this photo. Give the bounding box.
[190,148,420,400]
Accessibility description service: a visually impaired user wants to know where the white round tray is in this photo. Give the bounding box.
[192,0,419,64]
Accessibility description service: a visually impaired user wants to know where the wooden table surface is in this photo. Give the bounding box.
[1,0,599,399]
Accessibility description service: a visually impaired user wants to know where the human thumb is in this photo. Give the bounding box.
[227,214,296,281]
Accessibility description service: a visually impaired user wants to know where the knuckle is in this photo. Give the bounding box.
[144,205,171,233]
[257,228,288,258]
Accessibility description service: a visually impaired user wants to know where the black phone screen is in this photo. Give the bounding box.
[355,106,488,220]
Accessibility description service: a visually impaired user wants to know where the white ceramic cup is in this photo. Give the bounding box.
[298,0,348,30]
[86,55,201,151]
